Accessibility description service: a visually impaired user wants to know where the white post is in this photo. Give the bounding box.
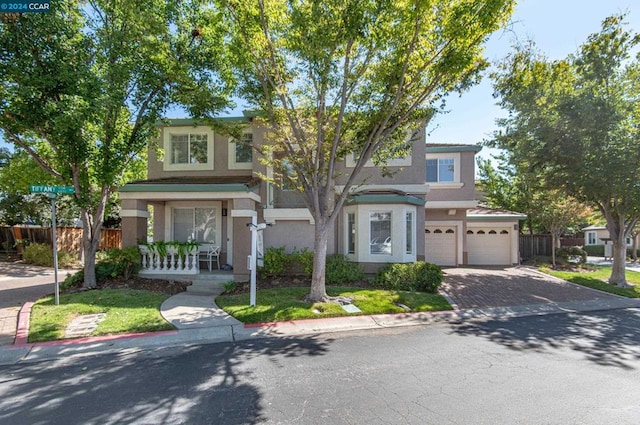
[250,215,257,307]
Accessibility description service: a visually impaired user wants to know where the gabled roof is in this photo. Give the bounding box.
[426,143,482,153]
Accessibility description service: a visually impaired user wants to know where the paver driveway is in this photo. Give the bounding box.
[440,266,623,309]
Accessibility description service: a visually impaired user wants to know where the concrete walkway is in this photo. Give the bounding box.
[161,291,242,329]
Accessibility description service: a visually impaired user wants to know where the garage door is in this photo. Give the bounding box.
[425,227,457,266]
[467,228,511,265]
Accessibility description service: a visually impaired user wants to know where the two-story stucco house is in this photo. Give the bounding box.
[119,116,522,281]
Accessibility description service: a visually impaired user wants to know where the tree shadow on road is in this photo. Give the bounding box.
[451,308,640,370]
[0,335,333,424]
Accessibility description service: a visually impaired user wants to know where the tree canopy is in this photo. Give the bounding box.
[222,0,515,301]
[0,0,232,286]
[489,14,640,285]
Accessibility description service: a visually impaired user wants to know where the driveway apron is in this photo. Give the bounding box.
[441,267,624,310]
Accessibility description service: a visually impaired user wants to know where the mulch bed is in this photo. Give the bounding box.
[97,275,190,295]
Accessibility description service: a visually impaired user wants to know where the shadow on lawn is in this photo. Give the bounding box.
[0,335,332,425]
[451,308,640,370]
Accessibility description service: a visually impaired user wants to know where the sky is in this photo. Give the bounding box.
[424,0,640,160]
[1,1,639,156]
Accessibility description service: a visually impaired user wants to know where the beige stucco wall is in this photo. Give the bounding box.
[425,150,478,202]
[148,125,256,180]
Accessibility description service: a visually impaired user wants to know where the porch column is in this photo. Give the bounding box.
[230,199,257,282]
[120,200,149,247]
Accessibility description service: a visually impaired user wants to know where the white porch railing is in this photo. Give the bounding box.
[138,244,200,275]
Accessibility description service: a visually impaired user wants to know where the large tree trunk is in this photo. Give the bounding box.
[80,188,109,289]
[308,218,330,302]
[606,213,630,287]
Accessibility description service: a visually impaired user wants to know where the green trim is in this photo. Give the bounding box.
[120,183,252,193]
[426,145,482,153]
[347,194,425,206]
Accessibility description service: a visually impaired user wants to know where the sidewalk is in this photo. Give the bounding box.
[1,286,638,366]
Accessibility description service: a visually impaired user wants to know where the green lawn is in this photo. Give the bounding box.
[215,286,452,324]
[29,289,174,343]
[540,266,640,298]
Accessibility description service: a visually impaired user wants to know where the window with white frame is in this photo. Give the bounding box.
[370,212,392,255]
[587,232,597,245]
[173,207,218,244]
[426,158,455,182]
[171,134,207,164]
[405,211,414,254]
[228,132,253,169]
[163,127,214,171]
[344,204,417,262]
[347,213,356,255]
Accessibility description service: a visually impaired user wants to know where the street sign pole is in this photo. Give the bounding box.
[30,185,73,306]
[48,193,59,306]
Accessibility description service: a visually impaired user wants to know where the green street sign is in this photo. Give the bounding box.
[30,185,75,194]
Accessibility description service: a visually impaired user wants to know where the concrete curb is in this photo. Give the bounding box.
[14,302,33,346]
[3,287,639,367]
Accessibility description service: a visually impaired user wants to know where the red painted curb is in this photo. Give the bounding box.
[14,302,33,346]
[13,300,178,348]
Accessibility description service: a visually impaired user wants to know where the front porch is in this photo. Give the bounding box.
[119,177,261,282]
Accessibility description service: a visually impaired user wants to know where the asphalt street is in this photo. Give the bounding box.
[1,308,639,425]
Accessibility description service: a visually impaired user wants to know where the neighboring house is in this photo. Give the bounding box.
[119,117,523,280]
[583,225,638,247]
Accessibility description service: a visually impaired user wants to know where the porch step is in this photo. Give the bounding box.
[187,272,234,295]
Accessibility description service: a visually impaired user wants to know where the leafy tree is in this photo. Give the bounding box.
[0,1,231,287]
[489,14,640,286]
[222,0,515,302]
[533,191,592,267]
[477,154,539,234]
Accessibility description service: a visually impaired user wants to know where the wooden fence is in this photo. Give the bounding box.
[0,226,121,254]
[519,235,585,259]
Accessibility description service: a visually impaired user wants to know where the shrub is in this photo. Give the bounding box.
[583,245,604,256]
[292,247,314,277]
[373,261,443,293]
[62,270,84,291]
[325,254,364,284]
[96,246,142,280]
[555,246,587,264]
[23,243,78,268]
[260,246,290,277]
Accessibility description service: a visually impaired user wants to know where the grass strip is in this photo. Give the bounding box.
[29,289,174,343]
[540,266,640,298]
[216,286,452,324]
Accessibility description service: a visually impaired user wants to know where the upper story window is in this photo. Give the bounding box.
[228,132,253,170]
[425,152,461,187]
[426,158,454,182]
[171,134,208,164]
[163,126,214,171]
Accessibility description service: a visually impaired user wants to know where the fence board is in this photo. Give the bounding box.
[519,234,552,259]
[0,226,121,253]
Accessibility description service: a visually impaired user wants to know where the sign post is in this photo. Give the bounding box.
[30,185,75,306]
